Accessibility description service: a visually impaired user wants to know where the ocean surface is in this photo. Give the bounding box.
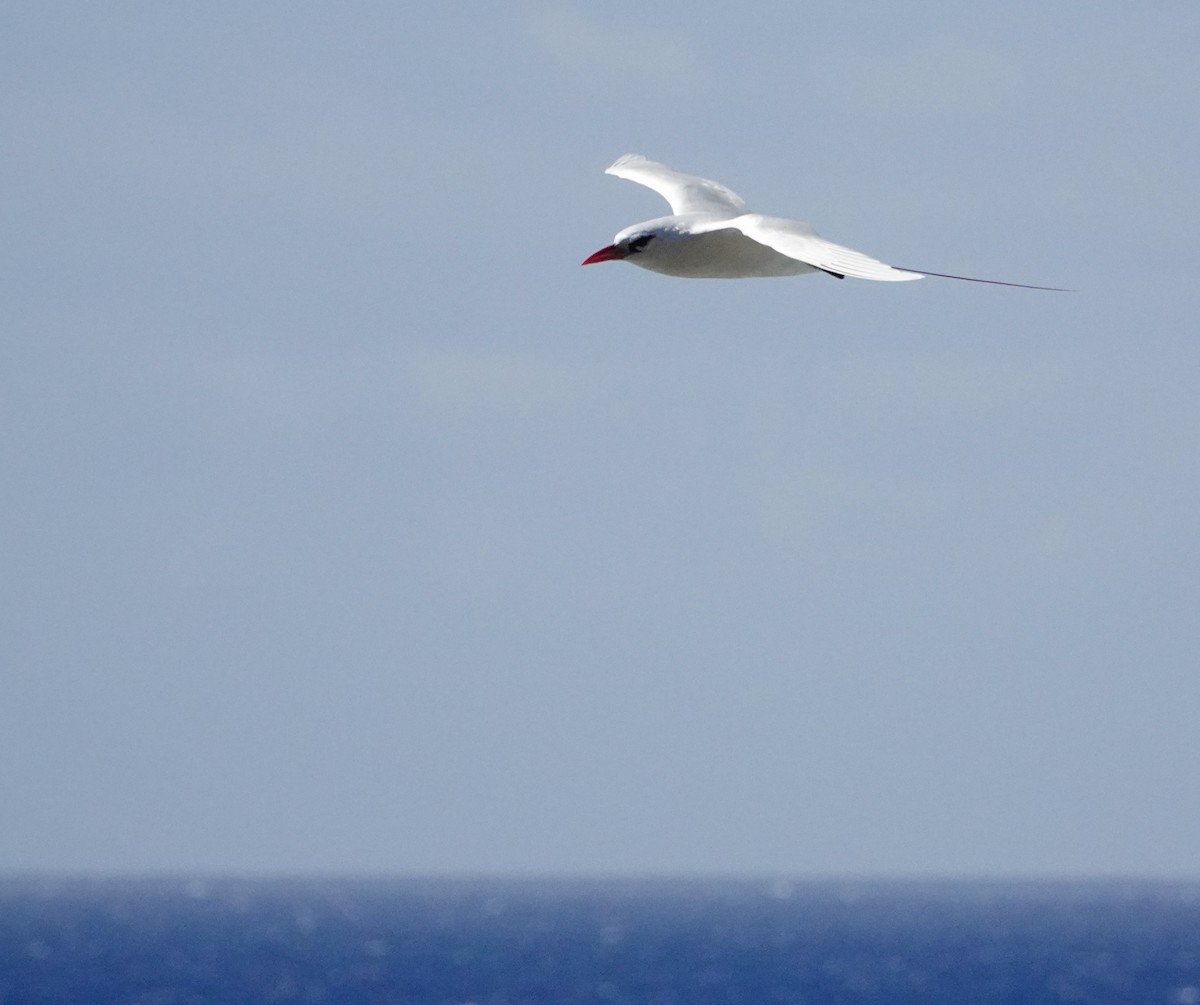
[2,877,1199,1004]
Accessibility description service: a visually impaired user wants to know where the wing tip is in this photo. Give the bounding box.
[606,153,649,175]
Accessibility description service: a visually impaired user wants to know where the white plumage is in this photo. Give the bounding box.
[583,154,1065,290]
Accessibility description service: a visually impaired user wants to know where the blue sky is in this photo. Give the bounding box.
[2,2,1198,875]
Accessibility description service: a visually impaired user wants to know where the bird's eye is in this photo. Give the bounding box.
[627,234,654,252]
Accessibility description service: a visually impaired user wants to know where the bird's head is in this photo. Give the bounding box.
[581,231,655,266]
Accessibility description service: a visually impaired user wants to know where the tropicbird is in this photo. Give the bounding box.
[583,154,1065,290]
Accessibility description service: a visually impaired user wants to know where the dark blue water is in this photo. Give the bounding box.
[2,877,1199,1004]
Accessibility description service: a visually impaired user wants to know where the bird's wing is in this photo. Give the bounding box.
[705,214,924,282]
[605,154,747,217]
[706,214,1069,289]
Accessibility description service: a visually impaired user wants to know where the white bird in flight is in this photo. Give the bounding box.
[583,154,1065,290]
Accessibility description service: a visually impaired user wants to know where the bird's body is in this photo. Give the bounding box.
[614,214,818,279]
[583,155,1065,290]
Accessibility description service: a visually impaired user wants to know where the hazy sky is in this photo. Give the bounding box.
[3,3,1198,876]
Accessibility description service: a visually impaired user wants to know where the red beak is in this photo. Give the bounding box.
[581,243,628,266]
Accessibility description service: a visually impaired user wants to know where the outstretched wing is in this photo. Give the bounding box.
[723,214,1069,289]
[605,154,747,217]
[712,214,924,282]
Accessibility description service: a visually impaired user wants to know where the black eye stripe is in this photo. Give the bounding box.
[628,234,653,252]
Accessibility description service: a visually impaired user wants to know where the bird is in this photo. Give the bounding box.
[582,154,1066,290]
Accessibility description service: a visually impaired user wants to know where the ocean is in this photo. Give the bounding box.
[1,877,1198,1004]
